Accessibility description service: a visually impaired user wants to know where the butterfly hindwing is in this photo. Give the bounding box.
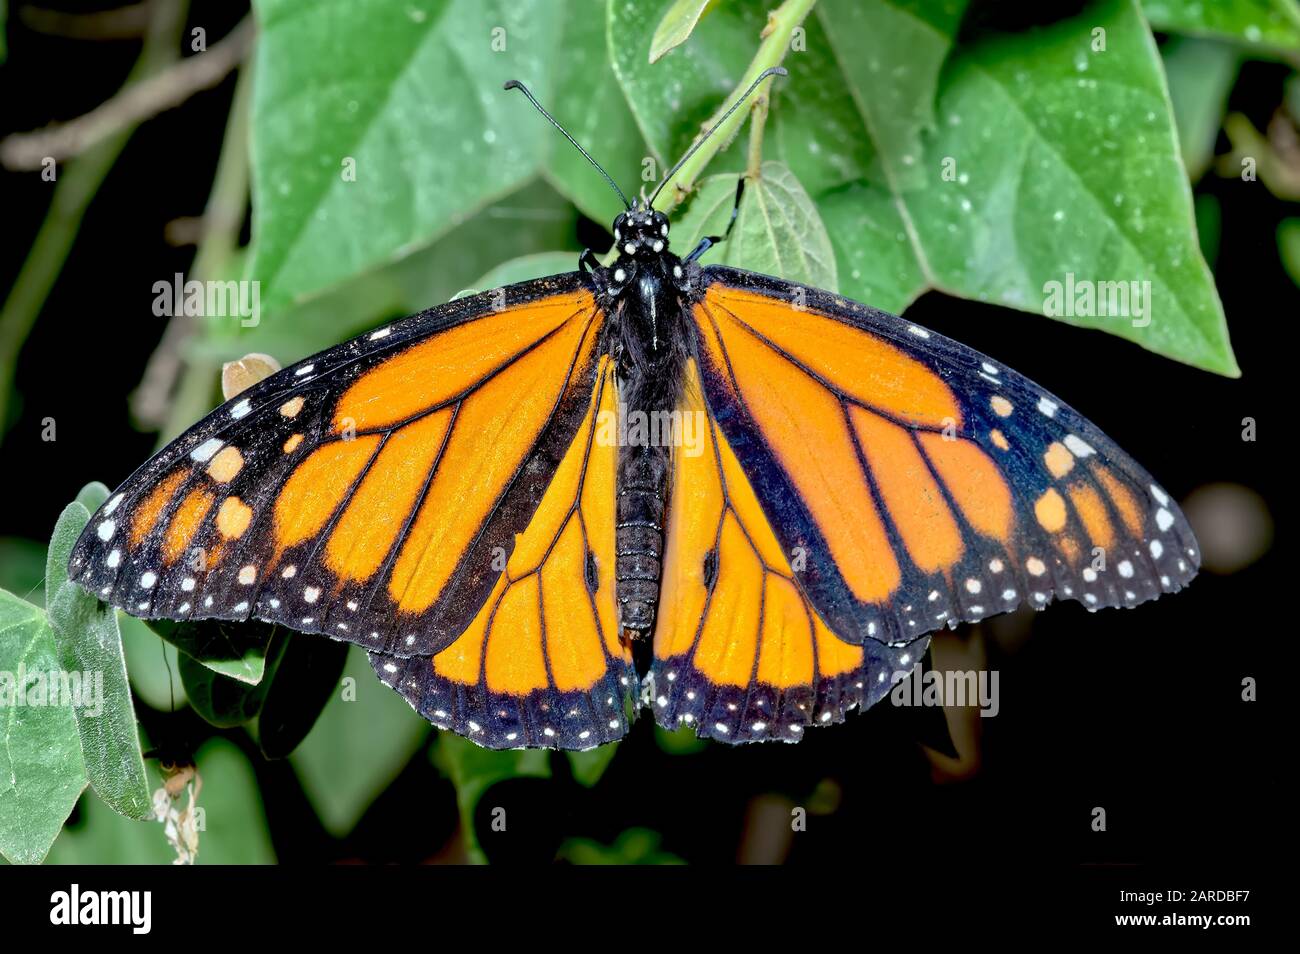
[371,360,636,749]
[686,267,1199,651]
[69,274,606,658]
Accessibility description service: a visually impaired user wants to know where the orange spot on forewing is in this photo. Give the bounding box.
[1069,482,1114,550]
[163,489,213,564]
[216,497,252,540]
[1035,488,1068,532]
[1043,442,1074,478]
[1095,466,1144,536]
[206,446,244,483]
[130,470,186,547]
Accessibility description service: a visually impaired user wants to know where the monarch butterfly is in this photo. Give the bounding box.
[69,69,1197,750]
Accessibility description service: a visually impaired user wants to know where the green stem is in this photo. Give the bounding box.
[746,83,772,180]
[654,0,816,214]
[0,0,189,438]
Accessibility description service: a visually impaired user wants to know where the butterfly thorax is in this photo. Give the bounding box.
[596,206,693,667]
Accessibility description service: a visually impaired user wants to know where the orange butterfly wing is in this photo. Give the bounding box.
[650,268,1197,741]
[651,360,914,741]
[372,360,633,748]
[69,276,609,661]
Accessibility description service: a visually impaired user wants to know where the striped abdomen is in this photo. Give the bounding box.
[615,443,669,638]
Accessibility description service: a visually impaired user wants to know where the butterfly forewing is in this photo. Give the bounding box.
[69,274,607,659]
[686,267,1198,645]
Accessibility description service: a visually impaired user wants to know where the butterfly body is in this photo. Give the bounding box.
[597,204,690,668]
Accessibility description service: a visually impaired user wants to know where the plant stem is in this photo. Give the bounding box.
[0,0,189,439]
[746,84,772,180]
[654,0,817,214]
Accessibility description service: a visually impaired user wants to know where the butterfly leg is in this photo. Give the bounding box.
[684,178,746,263]
[578,248,601,274]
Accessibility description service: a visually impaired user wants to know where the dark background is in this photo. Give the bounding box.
[0,0,1283,866]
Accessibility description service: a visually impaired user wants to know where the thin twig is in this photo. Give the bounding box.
[653,0,815,215]
[0,0,190,439]
[19,1,154,40]
[0,15,255,171]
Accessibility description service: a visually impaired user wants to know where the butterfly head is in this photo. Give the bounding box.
[612,206,671,260]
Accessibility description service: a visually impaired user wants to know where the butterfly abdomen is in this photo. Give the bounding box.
[616,442,668,639]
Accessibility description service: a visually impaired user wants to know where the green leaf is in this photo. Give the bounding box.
[671,161,838,290]
[291,646,428,836]
[248,0,566,313]
[612,0,1238,375]
[147,618,276,684]
[650,0,714,63]
[74,482,109,513]
[1162,37,1241,181]
[179,628,288,728]
[1142,0,1300,54]
[0,590,87,864]
[472,251,579,291]
[894,0,1238,374]
[1280,217,1300,285]
[566,742,619,787]
[0,538,46,607]
[204,180,579,365]
[610,0,758,177]
[546,0,650,224]
[432,733,549,864]
[255,634,350,759]
[45,498,151,820]
[654,723,709,755]
[559,827,685,864]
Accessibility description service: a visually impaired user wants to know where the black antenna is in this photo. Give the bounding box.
[504,79,632,211]
[649,66,787,208]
